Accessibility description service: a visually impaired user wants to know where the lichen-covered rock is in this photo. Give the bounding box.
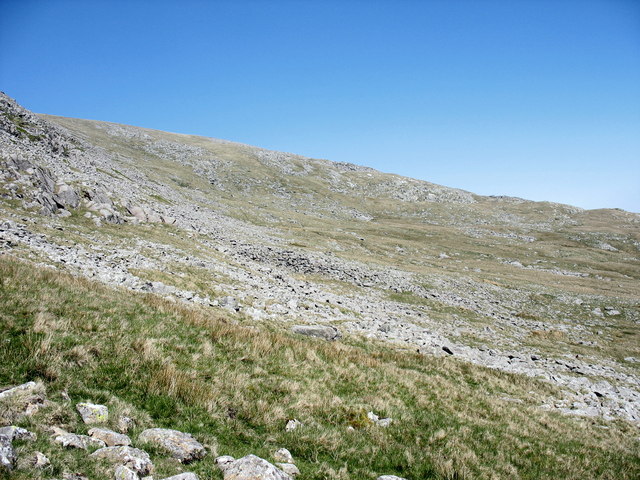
[221,454,293,480]
[115,465,139,480]
[138,428,206,463]
[290,324,341,341]
[55,433,106,450]
[90,446,153,476]
[0,435,16,472]
[76,402,108,424]
[89,427,131,446]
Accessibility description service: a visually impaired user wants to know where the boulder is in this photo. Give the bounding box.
[54,184,80,208]
[220,454,293,480]
[290,325,341,341]
[54,433,106,450]
[76,402,108,424]
[160,474,199,480]
[138,428,206,463]
[127,206,147,222]
[89,427,132,446]
[90,446,153,476]
[114,465,139,480]
[273,448,293,463]
[0,426,36,441]
[0,434,16,472]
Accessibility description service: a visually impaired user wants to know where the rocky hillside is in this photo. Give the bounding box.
[1,91,639,478]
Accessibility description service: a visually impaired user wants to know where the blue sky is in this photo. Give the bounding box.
[1,0,639,211]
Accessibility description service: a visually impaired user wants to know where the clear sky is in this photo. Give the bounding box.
[1,0,639,212]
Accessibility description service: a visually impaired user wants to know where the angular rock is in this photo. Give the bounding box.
[0,434,16,472]
[127,206,147,222]
[89,427,132,446]
[32,451,50,468]
[76,402,109,424]
[0,425,37,441]
[160,474,199,480]
[54,184,80,208]
[221,454,293,480]
[138,428,206,463]
[273,448,293,463]
[115,465,140,480]
[55,433,106,450]
[291,324,341,341]
[275,463,300,477]
[90,446,153,476]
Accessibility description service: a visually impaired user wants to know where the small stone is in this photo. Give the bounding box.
[90,446,153,476]
[89,427,132,446]
[273,448,293,463]
[32,451,50,468]
[214,455,236,472]
[138,428,206,463]
[76,402,108,424]
[276,463,300,477]
[377,476,407,480]
[117,416,135,433]
[285,419,302,432]
[115,465,140,480]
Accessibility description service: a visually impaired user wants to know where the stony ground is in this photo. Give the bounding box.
[1,89,639,432]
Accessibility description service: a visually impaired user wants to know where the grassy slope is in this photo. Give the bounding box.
[1,255,639,480]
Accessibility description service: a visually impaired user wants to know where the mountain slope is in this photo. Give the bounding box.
[1,91,639,477]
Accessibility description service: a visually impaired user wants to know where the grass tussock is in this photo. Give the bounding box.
[0,255,639,479]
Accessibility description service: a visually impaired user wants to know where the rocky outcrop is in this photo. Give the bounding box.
[291,324,341,341]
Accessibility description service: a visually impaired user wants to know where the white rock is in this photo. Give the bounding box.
[273,448,293,463]
[76,402,109,424]
[285,419,302,432]
[221,454,293,480]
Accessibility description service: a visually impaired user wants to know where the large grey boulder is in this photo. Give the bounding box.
[160,474,199,480]
[54,433,106,450]
[290,324,341,341]
[89,427,131,446]
[0,435,16,472]
[138,428,206,463]
[220,454,293,480]
[90,446,153,476]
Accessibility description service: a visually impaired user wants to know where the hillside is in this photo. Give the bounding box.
[1,91,639,479]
